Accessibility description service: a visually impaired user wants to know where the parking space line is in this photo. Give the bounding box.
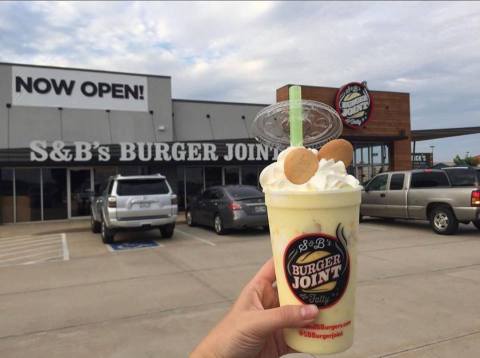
[22,256,65,266]
[0,233,68,267]
[0,249,62,266]
[0,235,62,247]
[175,229,216,246]
[0,237,62,250]
[0,242,60,258]
[62,234,69,261]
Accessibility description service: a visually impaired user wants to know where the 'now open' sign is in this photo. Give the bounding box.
[12,65,148,112]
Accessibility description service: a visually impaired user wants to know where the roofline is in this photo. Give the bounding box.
[173,98,269,107]
[0,62,171,79]
[411,126,480,141]
[278,83,410,95]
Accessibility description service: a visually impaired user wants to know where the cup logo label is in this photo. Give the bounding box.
[284,225,349,308]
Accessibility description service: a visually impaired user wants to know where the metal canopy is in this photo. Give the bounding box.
[411,126,480,141]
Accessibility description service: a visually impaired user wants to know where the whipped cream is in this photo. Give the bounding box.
[260,147,360,192]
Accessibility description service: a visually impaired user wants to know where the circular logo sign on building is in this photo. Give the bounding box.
[335,82,373,129]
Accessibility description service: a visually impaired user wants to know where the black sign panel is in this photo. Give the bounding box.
[335,82,373,129]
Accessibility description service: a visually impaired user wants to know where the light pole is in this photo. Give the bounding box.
[430,145,435,166]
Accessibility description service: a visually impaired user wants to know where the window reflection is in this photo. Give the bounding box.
[15,168,41,222]
[94,167,117,195]
[0,169,14,223]
[185,167,203,208]
[204,167,222,188]
[242,166,259,187]
[224,167,240,185]
[43,168,67,220]
[351,143,391,184]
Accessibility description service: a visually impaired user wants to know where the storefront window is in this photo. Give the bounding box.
[185,167,203,209]
[0,168,14,223]
[15,168,41,222]
[351,143,391,184]
[362,147,369,165]
[383,145,390,164]
[204,167,222,188]
[176,166,186,211]
[241,166,259,187]
[224,167,240,185]
[118,166,142,175]
[42,168,68,220]
[372,145,382,164]
[70,169,92,217]
[94,167,117,195]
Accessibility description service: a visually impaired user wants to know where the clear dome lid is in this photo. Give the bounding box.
[251,100,343,150]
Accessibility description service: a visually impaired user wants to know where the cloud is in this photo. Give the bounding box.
[0,1,479,161]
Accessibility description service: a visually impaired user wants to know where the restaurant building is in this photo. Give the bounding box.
[2,62,475,224]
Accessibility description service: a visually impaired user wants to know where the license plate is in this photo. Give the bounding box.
[139,203,151,208]
[254,206,266,213]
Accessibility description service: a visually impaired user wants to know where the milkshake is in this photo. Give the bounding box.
[252,85,361,354]
[260,148,361,354]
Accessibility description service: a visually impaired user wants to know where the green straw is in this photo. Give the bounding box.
[289,85,303,147]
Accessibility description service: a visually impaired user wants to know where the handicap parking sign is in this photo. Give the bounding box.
[108,240,159,251]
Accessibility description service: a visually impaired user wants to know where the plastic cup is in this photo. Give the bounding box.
[265,187,361,354]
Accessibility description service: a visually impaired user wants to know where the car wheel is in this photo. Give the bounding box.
[214,215,227,235]
[101,220,115,244]
[160,223,175,238]
[473,220,480,231]
[91,215,101,233]
[429,205,458,235]
[186,210,195,227]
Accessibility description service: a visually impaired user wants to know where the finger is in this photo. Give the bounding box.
[251,258,276,284]
[248,304,319,336]
[262,284,279,309]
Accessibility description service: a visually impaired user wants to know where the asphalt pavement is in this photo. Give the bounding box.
[0,218,479,357]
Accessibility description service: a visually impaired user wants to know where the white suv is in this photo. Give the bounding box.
[90,174,178,243]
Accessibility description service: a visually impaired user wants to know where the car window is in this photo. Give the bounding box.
[411,172,450,188]
[116,179,169,196]
[367,174,388,191]
[389,174,405,190]
[444,169,477,187]
[226,186,263,199]
[211,189,224,199]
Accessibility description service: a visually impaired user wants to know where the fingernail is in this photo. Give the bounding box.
[300,305,318,319]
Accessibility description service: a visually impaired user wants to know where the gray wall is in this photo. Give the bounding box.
[172,100,267,141]
[0,63,270,150]
[0,65,11,148]
[0,64,173,149]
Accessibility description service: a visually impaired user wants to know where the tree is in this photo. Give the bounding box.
[453,154,479,166]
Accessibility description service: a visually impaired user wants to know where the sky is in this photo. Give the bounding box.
[0,1,479,162]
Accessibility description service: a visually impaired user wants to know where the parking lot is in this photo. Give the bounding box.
[0,218,479,357]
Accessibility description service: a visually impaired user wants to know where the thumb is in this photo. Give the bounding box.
[248,304,319,336]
